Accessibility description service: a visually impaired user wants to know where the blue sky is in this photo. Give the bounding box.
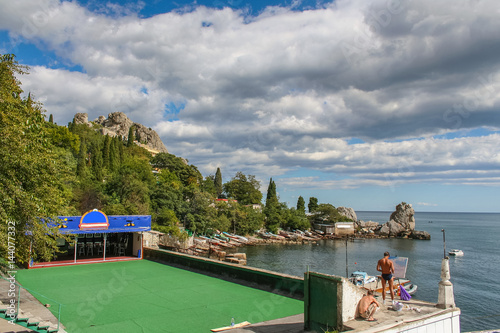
[1,0,500,214]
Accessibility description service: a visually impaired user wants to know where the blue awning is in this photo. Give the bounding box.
[54,210,151,234]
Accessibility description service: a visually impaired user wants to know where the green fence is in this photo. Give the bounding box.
[0,275,62,332]
[304,271,342,332]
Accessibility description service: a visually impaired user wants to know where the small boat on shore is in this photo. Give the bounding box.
[356,273,418,296]
[349,271,377,286]
[448,249,464,256]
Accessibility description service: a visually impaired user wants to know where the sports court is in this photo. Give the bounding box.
[16,260,303,332]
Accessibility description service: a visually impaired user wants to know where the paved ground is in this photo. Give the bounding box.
[0,275,66,332]
[231,314,305,333]
[15,260,303,333]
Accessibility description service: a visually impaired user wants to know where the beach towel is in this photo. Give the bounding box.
[400,285,411,301]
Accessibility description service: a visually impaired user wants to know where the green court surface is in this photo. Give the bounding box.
[16,260,303,332]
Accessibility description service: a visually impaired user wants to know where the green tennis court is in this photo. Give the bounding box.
[16,260,303,332]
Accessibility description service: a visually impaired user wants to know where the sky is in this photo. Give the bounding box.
[1,0,500,214]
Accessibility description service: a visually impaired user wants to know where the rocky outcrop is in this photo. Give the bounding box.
[374,202,430,239]
[409,230,431,240]
[356,220,379,229]
[389,202,415,230]
[378,220,406,237]
[337,207,357,222]
[74,112,91,127]
[73,112,168,154]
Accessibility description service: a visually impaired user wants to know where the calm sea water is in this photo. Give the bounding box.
[238,211,500,332]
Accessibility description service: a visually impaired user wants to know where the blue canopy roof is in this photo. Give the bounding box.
[55,210,151,234]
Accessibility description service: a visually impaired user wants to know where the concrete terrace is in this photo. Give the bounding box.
[14,260,303,333]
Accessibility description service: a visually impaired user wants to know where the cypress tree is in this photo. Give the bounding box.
[109,136,118,172]
[76,140,88,178]
[102,135,110,170]
[48,114,53,123]
[127,126,135,147]
[265,178,278,208]
[297,196,306,214]
[214,167,223,198]
[91,141,103,181]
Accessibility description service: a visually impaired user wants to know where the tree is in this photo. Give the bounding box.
[108,136,119,172]
[265,178,278,208]
[214,167,223,198]
[223,172,262,205]
[102,135,110,170]
[310,203,350,223]
[48,114,53,123]
[91,141,103,181]
[0,54,70,264]
[127,126,135,147]
[296,196,306,214]
[76,140,89,179]
[264,178,281,231]
[308,197,319,213]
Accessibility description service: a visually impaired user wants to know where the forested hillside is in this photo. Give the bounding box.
[1,54,349,264]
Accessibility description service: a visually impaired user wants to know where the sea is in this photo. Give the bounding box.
[237,211,500,332]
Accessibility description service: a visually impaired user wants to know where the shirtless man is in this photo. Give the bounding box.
[357,290,380,321]
[377,251,395,304]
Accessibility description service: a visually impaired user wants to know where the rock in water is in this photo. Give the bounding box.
[389,202,415,231]
[410,230,431,240]
[377,202,430,239]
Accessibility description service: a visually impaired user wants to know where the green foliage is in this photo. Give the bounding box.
[1,53,351,265]
[309,203,352,223]
[214,167,223,198]
[202,175,217,196]
[151,153,202,187]
[223,172,262,205]
[127,126,135,147]
[47,123,80,152]
[0,54,70,263]
[308,197,319,213]
[283,207,310,230]
[297,196,306,214]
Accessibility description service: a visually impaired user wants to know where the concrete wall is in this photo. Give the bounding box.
[335,222,355,236]
[143,230,162,248]
[143,231,194,250]
[340,276,366,324]
[304,271,366,332]
[364,308,461,333]
[143,248,304,299]
[161,234,194,250]
[132,232,142,257]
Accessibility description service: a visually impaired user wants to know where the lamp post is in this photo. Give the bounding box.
[441,229,446,258]
[345,237,348,278]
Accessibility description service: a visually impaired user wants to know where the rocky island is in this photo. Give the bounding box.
[356,202,431,240]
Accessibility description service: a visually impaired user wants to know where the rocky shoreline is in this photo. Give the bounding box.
[146,202,431,265]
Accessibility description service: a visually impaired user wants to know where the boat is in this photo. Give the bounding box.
[349,271,377,286]
[448,249,464,256]
[361,275,418,296]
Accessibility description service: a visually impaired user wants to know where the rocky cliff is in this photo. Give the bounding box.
[73,112,168,154]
